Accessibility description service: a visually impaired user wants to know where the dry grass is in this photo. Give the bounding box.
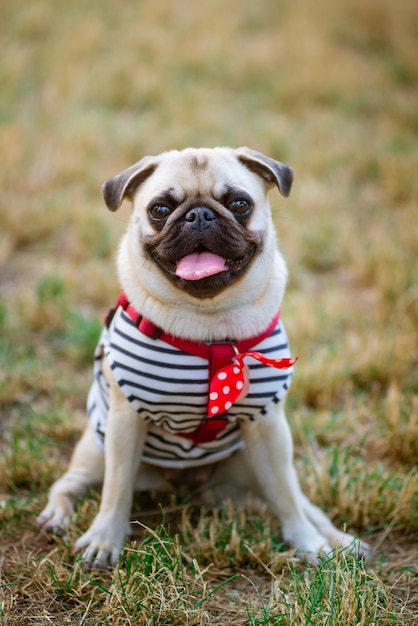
[1,0,417,623]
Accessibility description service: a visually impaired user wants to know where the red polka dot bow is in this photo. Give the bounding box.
[208,350,298,416]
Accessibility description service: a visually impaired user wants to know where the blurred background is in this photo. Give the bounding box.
[0,0,417,618]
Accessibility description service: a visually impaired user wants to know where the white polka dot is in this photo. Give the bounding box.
[222,385,230,395]
[211,406,219,414]
[225,401,232,410]
[210,392,218,400]
[217,372,227,380]
[233,367,240,375]
[236,381,244,390]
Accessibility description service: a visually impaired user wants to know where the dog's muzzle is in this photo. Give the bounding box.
[143,203,262,298]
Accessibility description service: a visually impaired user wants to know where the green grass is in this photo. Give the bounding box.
[1,0,417,623]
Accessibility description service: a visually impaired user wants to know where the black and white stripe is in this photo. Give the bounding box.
[88,307,294,468]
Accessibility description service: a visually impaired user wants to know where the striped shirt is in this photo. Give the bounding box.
[88,306,294,469]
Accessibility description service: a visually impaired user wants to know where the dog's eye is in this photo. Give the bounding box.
[229,199,251,215]
[149,205,172,221]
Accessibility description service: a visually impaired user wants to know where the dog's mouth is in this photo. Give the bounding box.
[149,243,259,299]
[143,202,262,298]
[174,245,257,297]
[175,250,228,281]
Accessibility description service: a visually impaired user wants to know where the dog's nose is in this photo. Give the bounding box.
[185,207,216,226]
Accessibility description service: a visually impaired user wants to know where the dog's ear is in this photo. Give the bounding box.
[235,148,293,197]
[102,157,159,211]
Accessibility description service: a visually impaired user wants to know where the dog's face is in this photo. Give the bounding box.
[103,147,293,301]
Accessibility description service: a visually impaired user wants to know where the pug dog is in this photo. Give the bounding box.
[38,147,368,568]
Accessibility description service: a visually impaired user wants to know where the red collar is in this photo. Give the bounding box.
[109,293,280,359]
[106,293,281,444]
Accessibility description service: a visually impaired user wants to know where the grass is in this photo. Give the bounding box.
[0,0,417,623]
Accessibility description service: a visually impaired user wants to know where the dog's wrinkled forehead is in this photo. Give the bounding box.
[139,149,262,202]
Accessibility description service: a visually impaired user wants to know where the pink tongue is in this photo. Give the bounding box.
[175,252,228,281]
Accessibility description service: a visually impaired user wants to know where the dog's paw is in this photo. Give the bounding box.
[326,529,370,560]
[74,522,129,569]
[294,538,334,567]
[292,530,370,566]
[37,496,74,534]
[283,522,334,566]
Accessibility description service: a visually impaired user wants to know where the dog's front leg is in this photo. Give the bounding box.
[74,359,147,569]
[240,403,332,563]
